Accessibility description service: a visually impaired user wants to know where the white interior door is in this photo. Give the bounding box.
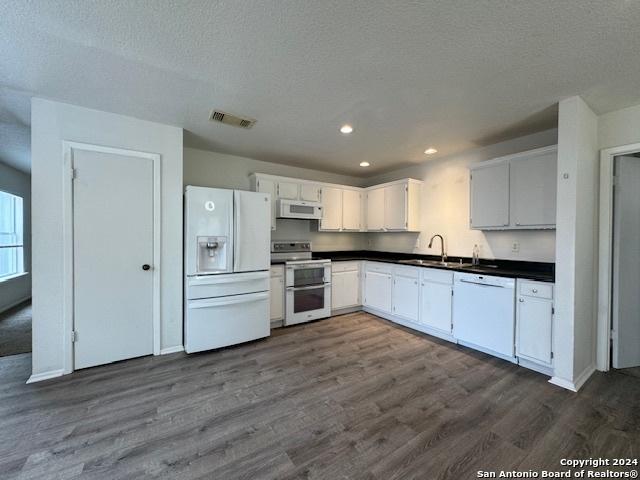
[612,155,640,369]
[73,147,155,369]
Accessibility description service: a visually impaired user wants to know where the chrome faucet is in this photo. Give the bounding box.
[428,234,447,263]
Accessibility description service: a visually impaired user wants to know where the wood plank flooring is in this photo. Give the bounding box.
[0,300,31,357]
[0,312,638,479]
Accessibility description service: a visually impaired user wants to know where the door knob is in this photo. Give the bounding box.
[142,264,151,271]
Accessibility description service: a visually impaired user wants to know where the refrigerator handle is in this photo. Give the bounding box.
[233,191,240,272]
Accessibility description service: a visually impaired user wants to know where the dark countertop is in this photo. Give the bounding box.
[284,250,555,282]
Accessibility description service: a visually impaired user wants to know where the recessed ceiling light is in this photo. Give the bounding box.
[340,124,354,134]
[359,161,370,167]
[424,148,438,155]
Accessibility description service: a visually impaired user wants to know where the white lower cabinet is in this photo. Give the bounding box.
[516,279,554,370]
[419,269,453,334]
[392,266,419,321]
[363,263,392,314]
[360,261,554,377]
[332,261,361,310]
[269,265,285,325]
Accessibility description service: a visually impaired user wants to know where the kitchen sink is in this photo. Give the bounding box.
[399,259,473,269]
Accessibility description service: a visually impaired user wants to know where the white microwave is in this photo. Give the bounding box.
[276,199,323,220]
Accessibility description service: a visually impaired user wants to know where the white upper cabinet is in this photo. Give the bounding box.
[251,176,277,230]
[300,183,322,202]
[366,187,385,231]
[366,179,422,232]
[342,189,362,231]
[320,186,343,231]
[384,183,407,231]
[510,149,557,228]
[250,173,421,234]
[470,162,510,229]
[470,145,557,230]
[277,181,299,200]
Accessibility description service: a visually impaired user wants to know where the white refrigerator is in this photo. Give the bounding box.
[184,186,271,353]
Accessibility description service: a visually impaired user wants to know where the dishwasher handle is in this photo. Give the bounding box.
[458,278,507,288]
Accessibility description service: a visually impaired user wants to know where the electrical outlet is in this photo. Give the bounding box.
[511,241,520,253]
[415,237,421,249]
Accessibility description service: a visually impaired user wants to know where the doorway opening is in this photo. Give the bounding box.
[610,152,640,376]
[597,143,640,374]
[0,119,32,358]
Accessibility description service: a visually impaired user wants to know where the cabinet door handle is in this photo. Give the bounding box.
[532,289,538,293]
[519,298,524,302]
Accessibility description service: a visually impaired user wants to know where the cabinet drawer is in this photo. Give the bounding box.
[421,268,453,285]
[365,262,393,275]
[332,261,360,273]
[270,265,285,277]
[518,280,553,299]
[393,265,419,279]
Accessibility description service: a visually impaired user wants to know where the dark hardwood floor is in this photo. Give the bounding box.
[0,312,638,479]
[0,300,31,357]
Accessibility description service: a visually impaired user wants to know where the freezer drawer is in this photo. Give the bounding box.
[186,271,269,300]
[185,291,270,353]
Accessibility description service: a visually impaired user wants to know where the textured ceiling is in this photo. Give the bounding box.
[1,0,640,176]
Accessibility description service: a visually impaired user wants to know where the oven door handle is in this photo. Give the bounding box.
[286,263,329,270]
[287,283,330,291]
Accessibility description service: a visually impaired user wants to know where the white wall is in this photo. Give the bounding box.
[0,161,31,312]
[363,129,558,262]
[30,99,183,380]
[599,102,640,149]
[184,148,368,251]
[551,96,599,390]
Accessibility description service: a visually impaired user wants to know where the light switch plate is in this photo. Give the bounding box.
[511,241,520,253]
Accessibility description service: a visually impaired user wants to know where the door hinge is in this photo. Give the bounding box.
[71,330,78,343]
[551,307,555,315]
[451,290,454,296]
[71,168,77,179]
[550,351,554,359]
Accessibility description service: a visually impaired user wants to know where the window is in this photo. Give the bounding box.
[0,190,24,280]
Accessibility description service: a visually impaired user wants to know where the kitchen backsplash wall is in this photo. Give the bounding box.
[364,128,559,263]
[183,148,367,251]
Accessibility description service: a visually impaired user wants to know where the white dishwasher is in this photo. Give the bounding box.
[452,272,516,361]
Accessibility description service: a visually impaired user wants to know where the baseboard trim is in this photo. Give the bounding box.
[573,363,597,390]
[26,369,64,384]
[0,295,32,315]
[549,364,596,392]
[331,306,362,316]
[362,307,456,343]
[160,345,184,355]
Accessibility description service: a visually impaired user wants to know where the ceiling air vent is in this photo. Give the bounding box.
[209,110,256,129]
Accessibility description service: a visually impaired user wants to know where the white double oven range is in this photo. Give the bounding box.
[271,241,332,326]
